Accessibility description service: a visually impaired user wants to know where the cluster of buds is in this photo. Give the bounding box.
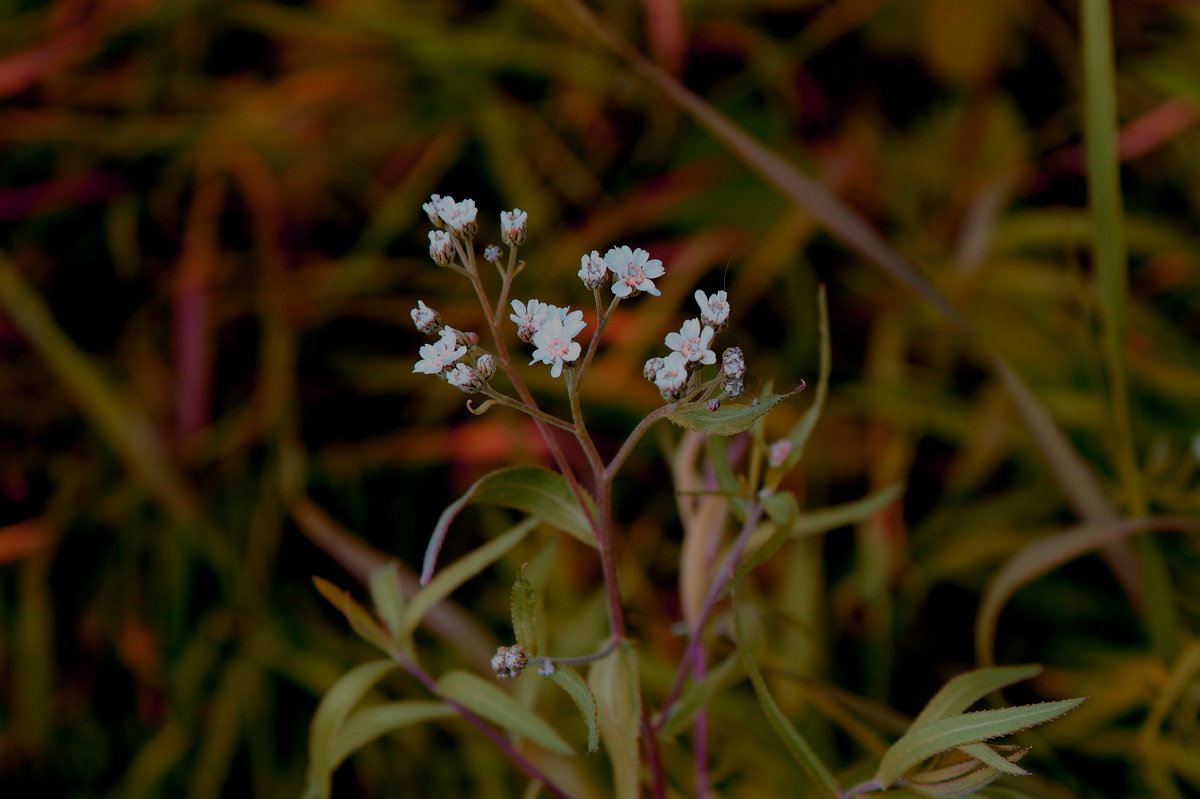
[643,290,744,403]
[423,194,478,237]
[410,301,494,394]
[490,644,528,679]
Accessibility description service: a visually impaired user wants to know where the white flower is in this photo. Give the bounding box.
[436,196,478,236]
[605,245,664,298]
[530,312,586,378]
[446,363,484,393]
[413,329,467,375]
[510,298,552,342]
[500,209,527,246]
[578,250,608,290]
[410,300,441,336]
[428,230,454,266]
[422,194,444,227]
[654,352,689,401]
[695,290,730,330]
[665,319,716,366]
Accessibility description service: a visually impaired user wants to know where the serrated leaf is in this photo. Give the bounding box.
[511,564,538,655]
[907,746,1029,798]
[589,642,640,799]
[304,660,398,799]
[312,577,390,652]
[368,562,406,643]
[957,743,1030,776]
[401,519,536,641]
[421,466,596,583]
[732,591,840,798]
[329,701,455,768]
[437,670,572,756]
[910,665,1043,730]
[549,666,600,752]
[667,384,805,436]
[874,698,1085,787]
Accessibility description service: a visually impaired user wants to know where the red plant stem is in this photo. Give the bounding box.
[656,502,764,729]
[403,659,577,799]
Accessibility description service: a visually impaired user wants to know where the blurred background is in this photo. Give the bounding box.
[1,0,1199,796]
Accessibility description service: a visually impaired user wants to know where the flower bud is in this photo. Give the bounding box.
[721,347,745,380]
[410,300,441,336]
[428,230,454,266]
[707,398,721,412]
[503,644,528,676]
[643,356,665,382]
[475,353,496,381]
[578,250,608,290]
[423,194,444,228]
[500,209,527,246]
[768,439,793,467]
[722,377,744,399]
[447,363,484,394]
[484,244,503,263]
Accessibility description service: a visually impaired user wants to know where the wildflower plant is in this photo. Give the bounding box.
[304,196,1084,799]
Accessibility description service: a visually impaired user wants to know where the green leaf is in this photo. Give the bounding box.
[402,519,536,642]
[329,701,456,768]
[874,699,1086,787]
[422,466,596,583]
[437,670,572,756]
[549,666,600,752]
[312,577,391,652]
[659,652,740,739]
[511,564,538,655]
[974,516,1200,665]
[667,384,806,436]
[776,284,831,476]
[304,660,398,799]
[737,483,905,582]
[732,591,840,798]
[909,665,1043,730]
[589,642,641,799]
[368,561,406,643]
[957,743,1030,776]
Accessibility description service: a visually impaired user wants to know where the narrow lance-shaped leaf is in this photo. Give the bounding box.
[874,699,1086,787]
[313,577,390,652]
[732,590,840,798]
[589,642,641,799]
[422,466,597,584]
[909,665,1042,730]
[510,564,538,655]
[907,747,1030,798]
[667,384,805,437]
[304,660,398,799]
[549,666,600,752]
[368,561,406,643]
[402,519,536,641]
[437,670,573,756]
[329,701,456,769]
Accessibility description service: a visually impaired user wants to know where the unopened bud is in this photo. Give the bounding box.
[707,398,721,412]
[644,357,665,382]
[722,377,744,399]
[410,300,442,336]
[484,244,503,263]
[447,364,484,394]
[721,347,745,381]
[500,209,528,246]
[423,195,444,228]
[428,230,454,265]
[578,250,608,290]
[475,353,496,381]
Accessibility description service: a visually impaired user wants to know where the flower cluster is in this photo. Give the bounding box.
[409,301,495,394]
[643,290,744,402]
[490,644,528,679]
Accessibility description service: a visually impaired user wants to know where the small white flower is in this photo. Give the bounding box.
[475,353,496,381]
[413,329,467,376]
[694,290,730,330]
[605,245,665,298]
[446,363,484,393]
[578,250,608,290]
[721,347,745,380]
[422,194,444,227]
[436,196,478,236]
[665,319,716,366]
[410,300,441,336]
[500,209,527,246]
[643,356,665,382]
[428,230,454,266]
[510,298,552,343]
[530,312,586,378]
[653,352,690,401]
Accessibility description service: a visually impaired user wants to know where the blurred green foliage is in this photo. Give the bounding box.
[1,0,1199,796]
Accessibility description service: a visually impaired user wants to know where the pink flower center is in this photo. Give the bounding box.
[623,265,645,286]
